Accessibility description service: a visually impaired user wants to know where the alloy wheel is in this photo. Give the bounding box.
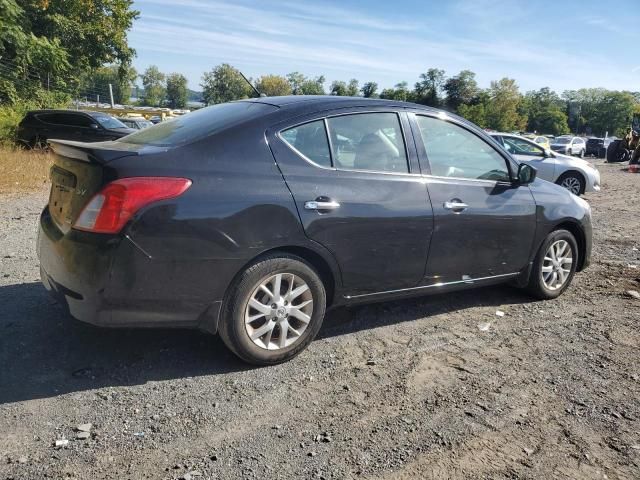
[541,240,573,291]
[244,273,313,350]
[560,176,582,195]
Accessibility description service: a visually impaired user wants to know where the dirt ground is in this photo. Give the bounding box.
[1,160,639,480]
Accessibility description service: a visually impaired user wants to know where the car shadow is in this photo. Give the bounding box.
[0,281,535,405]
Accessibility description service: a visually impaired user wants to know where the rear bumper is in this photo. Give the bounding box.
[37,207,222,332]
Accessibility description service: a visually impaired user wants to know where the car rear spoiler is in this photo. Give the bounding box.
[48,139,148,164]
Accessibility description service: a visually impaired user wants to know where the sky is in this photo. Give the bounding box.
[128,0,640,94]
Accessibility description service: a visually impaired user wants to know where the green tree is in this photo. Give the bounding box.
[255,75,291,96]
[299,75,325,95]
[330,80,348,96]
[141,65,166,107]
[563,88,635,136]
[485,78,527,132]
[287,72,325,95]
[201,63,252,105]
[380,82,411,102]
[414,68,445,107]
[523,88,569,135]
[458,102,487,128]
[166,73,188,108]
[346,79,359,97]
[81,64,137,105]
[361,82,378,98]
[443,70,478,112]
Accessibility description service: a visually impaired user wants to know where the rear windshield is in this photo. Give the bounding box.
[117,102,277,147]
[587,138,603,144]
[553,137,571,144]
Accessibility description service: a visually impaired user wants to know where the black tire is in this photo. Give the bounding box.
[29,135,48,150]
[525,229,578,300]
[556,171,585,195]
[606,140,625,163]
[218,254,327,365]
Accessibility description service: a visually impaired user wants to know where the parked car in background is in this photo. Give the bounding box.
[550,136,586,157]
[585,137,617,158]
[38,97,592,365]
[532,135,551,149]
[491,133,600,196]
[117,117,153,130]
[17,110,135,147]
[149,116,162,124]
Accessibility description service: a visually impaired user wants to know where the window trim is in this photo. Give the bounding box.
[411,112,517,185]
[277,110,415,176]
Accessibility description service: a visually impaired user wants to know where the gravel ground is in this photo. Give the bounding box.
[1,161,639,479]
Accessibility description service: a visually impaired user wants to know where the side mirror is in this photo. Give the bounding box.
[543,149,555,158]
[516,163,536,185]
[90,123,99,129]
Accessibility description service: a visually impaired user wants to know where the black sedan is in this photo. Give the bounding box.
[38,96,592,365]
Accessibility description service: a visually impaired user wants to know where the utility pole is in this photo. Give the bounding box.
[108,83,115,108]
[47,73,50,91]
[96,94,100,108]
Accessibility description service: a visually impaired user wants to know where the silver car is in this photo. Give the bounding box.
[549,135,586,157]
[491,133,601,196]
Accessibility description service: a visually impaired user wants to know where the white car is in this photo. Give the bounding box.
[491,133,601,196]
[550,135,586,157]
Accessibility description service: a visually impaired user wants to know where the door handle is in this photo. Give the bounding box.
[304,200,340,211]
[443,200,468,211]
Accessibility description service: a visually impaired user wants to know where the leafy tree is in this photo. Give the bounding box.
[414,68,445,107]
[361,82,378,98]
[346,79,359,97]
[299,75,325,95]
[201,63,252,105]
[562,88,635,136]
[380,82,411,102]
[286,72,306,95]
[255,75,291,96]
[81,64,137,104]
[485,78,527,132]
[287,72,325,95]
[443,70,478,112]
[0,0,138,105]
[141,65,165,107]
[458,101,487,128]
[166,73,188,108]
[330,80,348,96]
[522,88,569,135]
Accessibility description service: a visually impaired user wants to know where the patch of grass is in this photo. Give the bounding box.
[0,146,52,194]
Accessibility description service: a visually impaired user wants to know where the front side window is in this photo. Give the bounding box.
[280,120,331,168]
[327,113,408,173]
[416,115,511,182]
[502,136,544,156]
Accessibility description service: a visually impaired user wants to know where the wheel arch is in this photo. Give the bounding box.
[552,220,587,271]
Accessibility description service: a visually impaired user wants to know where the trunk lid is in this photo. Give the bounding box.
[47,140,144,232]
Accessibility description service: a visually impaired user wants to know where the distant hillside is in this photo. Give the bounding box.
[187,89,203,102]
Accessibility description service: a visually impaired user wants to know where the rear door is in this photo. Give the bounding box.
[268,109,434,295]
[411,113,537,284]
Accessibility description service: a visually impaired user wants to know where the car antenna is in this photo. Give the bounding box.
[239,71,265,98]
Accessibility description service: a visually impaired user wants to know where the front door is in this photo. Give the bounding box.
[411,113,537,284]
[268,110,434,295]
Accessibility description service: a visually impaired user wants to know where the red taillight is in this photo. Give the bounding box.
[73,177,192,234]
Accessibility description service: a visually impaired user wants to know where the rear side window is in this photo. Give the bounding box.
[416,115,510,182]
[119,102,277,147]
[280,120,331,168]
[327,113,408,173]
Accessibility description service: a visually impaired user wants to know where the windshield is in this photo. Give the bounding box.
[118,102,277,147]
[93,115,127,129]
[553,137,571,144]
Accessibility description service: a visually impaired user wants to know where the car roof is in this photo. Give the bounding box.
[27,109,91,115]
